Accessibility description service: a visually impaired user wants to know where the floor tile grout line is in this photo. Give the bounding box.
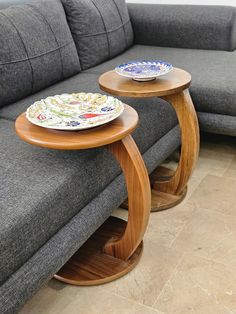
[145,204,196,251]
[166,203,198,249]
[152,250,236,312]
[152,252,186,308]
[222,163,236,180]
[109,291,164,313]
[167,205,236,255]
[187,203,236,219]
[183,244,236,272]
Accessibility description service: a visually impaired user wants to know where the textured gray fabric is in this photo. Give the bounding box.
[0,125,180,314]
[128,4,236,51]
[61,0,133,70]
[85,45,236,117]
[0,93,177,286]
[0,73,101,121]
[0,120,119,286]
[198,112,236,136]
[0,0,81,108]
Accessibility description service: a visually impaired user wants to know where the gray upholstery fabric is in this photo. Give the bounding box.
[0,73,178,156]
[0,120,119,286]
[0,124,180,314]
[0,0,81,108]
[62,0,133,70]
[0,73,101,121]
[128,4,236,51]
[0,91,177,286]
[85,45,236,117]
[198,112,236,137]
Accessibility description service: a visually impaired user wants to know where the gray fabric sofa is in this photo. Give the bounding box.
[0,0,235,313]
[84,4,236,136]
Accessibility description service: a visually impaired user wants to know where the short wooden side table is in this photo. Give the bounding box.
[15,104,151,285]
[99,68,200,211]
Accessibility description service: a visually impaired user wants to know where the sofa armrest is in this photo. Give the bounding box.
[128,4,236,51]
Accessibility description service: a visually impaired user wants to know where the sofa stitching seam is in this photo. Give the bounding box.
[76,19,131,38]
[0,41,75,66]
[90,0,111,59]
[0,10,35,94]
[26,4,65,80]
[111,0,127,48]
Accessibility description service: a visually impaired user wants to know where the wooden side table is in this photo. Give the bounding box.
[99,68,200,211]
[15,104,151,285]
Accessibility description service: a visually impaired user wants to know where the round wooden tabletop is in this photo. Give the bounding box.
[15,104,138,150]
[99,68,191,98]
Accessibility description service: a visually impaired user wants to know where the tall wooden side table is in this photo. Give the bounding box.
[99,68,200,211]
[15,104,151,285]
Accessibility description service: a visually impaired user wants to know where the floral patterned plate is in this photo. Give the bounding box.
[26,93,124,130]
[115,60,173,81]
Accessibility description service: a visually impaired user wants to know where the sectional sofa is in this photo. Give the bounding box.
[0,0,235,313]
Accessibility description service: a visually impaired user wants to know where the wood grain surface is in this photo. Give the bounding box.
[99,68,191,98]
[54,217,143,285]
[15,104,138,150]
[99,68,199,211]
[105,135,151,260]
[154,90,200,195]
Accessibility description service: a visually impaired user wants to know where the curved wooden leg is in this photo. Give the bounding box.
[151,89,200,211]
[104,135,151,260]
[54,135,151,285]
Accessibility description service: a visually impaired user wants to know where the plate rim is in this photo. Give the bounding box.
[26,93,125,131]
[115,60,173,79]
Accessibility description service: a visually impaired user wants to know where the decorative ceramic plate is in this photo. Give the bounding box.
[115,60,173,81]
[26,93,124,130]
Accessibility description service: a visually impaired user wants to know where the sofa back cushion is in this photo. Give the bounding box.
[62,0,134,70]
[128,4,236,52]
[0,0,81,108]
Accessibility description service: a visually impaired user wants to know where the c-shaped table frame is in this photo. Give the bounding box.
[55,135,151,285]
[15,106,151,285]
[98,69,200,212]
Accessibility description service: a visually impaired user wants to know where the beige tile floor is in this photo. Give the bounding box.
[20,133,236,314]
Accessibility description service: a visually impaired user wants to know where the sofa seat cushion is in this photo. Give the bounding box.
[61,0,133,70]
[0,72,178,154]
[0,90,177,284]
[85,45,236,117]
[198,112,236,136]
[0,119,119,285]
[0,0,81,108]
[0,73,101,121]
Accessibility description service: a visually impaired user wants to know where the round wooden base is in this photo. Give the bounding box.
[151,186,187,212]
[150,166,187,211]
[54,216,143,286]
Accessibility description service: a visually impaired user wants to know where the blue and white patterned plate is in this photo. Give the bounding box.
[26,93,124,131]
[115,60,173,81]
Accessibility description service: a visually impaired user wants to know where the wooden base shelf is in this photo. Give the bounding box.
[54,216,143,286]
[150,166,187,211]
[150,187,187,212]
